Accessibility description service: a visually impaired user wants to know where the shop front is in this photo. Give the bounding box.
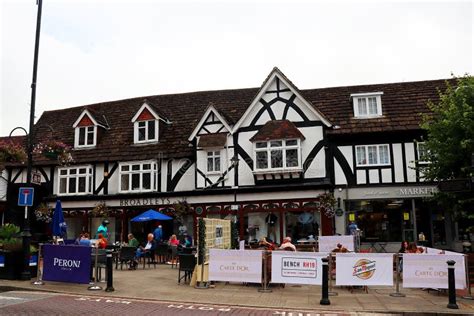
[337,185,458,251]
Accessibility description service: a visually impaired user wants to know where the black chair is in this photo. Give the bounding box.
[118,246,136,270]
[91,248,107,281]
[142,248,157,269]
[178,254,196,284]
[181,247,195,254]
[169,246,179,268]
[156,243,169,263]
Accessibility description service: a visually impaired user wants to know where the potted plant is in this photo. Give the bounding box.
[0,141,27,172]
[33,140,73,165]
[0,224,38,279]
[91,201,109,218]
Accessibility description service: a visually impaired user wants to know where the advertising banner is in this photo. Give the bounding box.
[209,249,262,283]
[403,254,466,289]
[335,253,394,286]
[271,251,328,285]
[318,235,354,253]
[42,245,91,284]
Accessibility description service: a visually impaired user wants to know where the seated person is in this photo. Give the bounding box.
[168,234,180,246]
[133,233,156,268]
[279,237,296,251]
[258,237,275,250]
[332,243,349,253]
[183,234,192,247]
[127,233,139,248]
[79,232,92,247]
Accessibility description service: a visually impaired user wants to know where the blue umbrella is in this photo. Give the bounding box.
[131,209,172,222]
[52,200,67,238]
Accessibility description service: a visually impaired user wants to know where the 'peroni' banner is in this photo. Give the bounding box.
[42,244,91,284]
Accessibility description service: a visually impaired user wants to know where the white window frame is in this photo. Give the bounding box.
[74,125,97,148]
[253,139,302,172]
[206,150,221,174]
[417,142,430,164]
[119,160,158,193]
[57,165,93,196]
[355,144,391,166]
[351,92,383,118]
[133,120,159,144]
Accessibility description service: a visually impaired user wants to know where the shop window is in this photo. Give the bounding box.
[347,199,414,242]
[254,139,301,171]
[119,161,157,193]
[356,144,390,166]
[58,166,93,195]
[206,150,221,173]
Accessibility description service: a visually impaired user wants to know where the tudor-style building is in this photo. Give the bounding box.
[3,68,464,250]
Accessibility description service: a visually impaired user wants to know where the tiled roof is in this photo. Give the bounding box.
[198,133,228,148]
[250,120,305,142]
[29,78,452,164]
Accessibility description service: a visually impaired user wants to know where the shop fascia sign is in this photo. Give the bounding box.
[360,186,438,198]
[119,197,172,207]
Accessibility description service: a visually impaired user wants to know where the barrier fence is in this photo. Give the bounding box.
[208,248,470,295]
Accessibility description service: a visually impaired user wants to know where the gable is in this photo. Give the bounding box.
[131,102,160,122]
[77,115,94,127]
[72,109,99,128]
[136,108,156,121]
[232,68,332,131]
[188,105,232,141]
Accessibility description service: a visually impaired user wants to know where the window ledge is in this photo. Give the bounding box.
[253,168,303,175]
[132,141,159,146]
[353,115,384,120]
[74,146,96,150]
[206,171,223,176]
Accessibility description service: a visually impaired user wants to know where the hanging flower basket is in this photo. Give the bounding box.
[33,140,73,166]
[319,193,337,218]
[91,202,109,218]
[34,203,52,223]
[0,141,27,171]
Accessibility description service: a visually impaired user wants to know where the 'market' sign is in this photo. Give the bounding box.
[42,244,91,284]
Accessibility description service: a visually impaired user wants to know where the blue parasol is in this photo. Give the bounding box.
[130,209,172,222]
[52,200,67,238]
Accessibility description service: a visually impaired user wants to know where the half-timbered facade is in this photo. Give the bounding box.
[3,68,461,250]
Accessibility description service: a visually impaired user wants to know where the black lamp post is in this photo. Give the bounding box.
[20,0,43,281]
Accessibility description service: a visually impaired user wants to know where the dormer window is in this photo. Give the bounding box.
[351,92,383,118]
[132,102,160,144]
[73,109,99,148]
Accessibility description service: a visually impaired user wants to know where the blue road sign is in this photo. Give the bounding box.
[18,187,34,206]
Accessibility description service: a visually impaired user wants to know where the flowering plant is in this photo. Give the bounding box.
[33,140,73,165]
[319,193,336,218]
[0,141,27,171]
[34,203,52,223]
[91,202,109,217]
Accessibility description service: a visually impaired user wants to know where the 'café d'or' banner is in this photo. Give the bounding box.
[42,245,91,284]
[271,251,327,285]
[403,254,466,289]
[209,249,262,283]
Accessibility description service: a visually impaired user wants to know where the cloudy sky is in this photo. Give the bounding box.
[0,0,472,136]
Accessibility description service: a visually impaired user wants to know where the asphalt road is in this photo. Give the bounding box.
[0,291,353,316]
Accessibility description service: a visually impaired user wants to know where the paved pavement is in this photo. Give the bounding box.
[0,263,473,315]
[0,291,352,315]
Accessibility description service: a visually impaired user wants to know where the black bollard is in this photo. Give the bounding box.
[105,249,114,292]
[447,260,458,309]
[320,257,330,305]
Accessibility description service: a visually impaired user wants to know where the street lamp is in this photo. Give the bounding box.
[20,0,43,281]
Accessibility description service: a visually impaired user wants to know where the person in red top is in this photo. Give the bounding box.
[97,233,107,249]
[168,234,180,246]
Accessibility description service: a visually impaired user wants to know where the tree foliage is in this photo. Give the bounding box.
[420,75,474,181]
[419,75,474,225]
